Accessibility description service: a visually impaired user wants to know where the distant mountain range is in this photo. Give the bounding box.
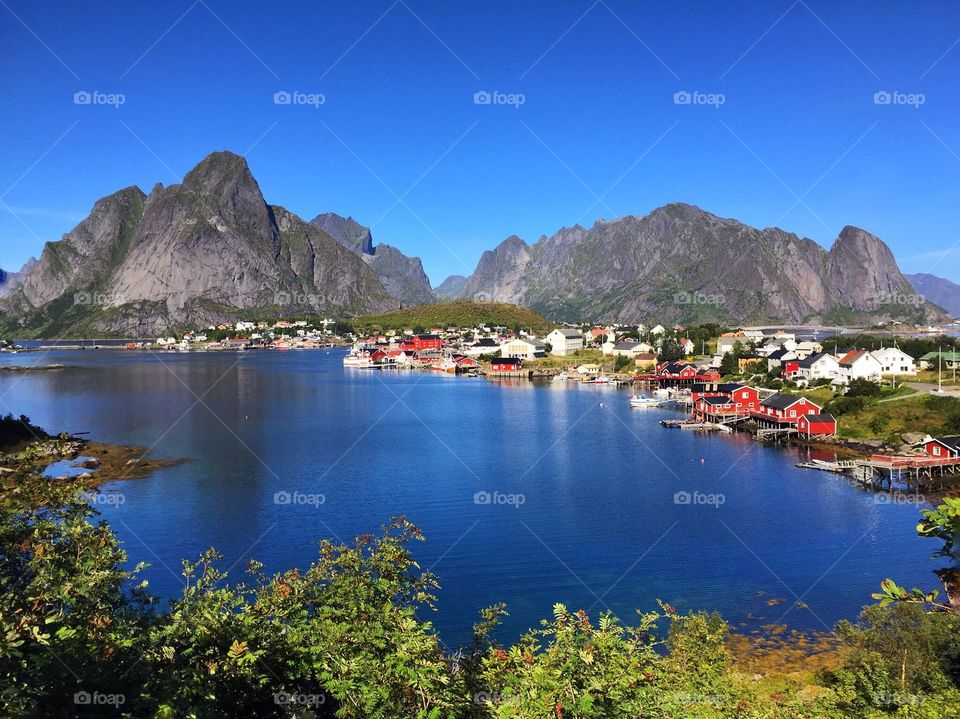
[0,150,953,337]
[441,203,948,325]
[905,273,960,317]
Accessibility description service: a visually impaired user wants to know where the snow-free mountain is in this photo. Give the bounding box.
[1,152,949,338]
[0,152,403,337]
[906,273,960,317]
[441,203,946,325]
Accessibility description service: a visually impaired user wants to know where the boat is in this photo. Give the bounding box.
[554,371,569,381]
[343,348,374,368]
[629,395,661,408]
[593,375,613,385]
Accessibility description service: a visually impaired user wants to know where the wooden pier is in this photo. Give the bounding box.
[848,455,960,492]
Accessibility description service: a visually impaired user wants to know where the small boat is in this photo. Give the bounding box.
[593,375,612,385]
[554,372,569,381]
[629,395,661,408]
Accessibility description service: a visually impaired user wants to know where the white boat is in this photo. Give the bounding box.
[554,371,569,381]
[593,375,613,385]
[629,395,661,408]
[343,348,374,367]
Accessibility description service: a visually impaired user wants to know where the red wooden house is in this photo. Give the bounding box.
[796,413,837,437]
[491,357,523,372]
[412,334,443,351]
[752,394,822,427]
[923,436,960,459]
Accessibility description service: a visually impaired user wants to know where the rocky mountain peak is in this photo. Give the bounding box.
[310,212,374,255]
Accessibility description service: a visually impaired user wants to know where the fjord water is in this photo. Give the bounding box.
[0,350,935,645]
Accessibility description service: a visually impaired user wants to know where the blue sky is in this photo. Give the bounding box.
[2,0,960,284]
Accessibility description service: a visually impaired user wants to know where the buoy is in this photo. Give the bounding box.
[701,458,705,464]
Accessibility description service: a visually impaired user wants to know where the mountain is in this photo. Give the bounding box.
[434,274,469,299]
[0,258,36,299]
[453,203,945,325]
[309,213,434,306]
[906,273,960,317]
[0,152,397,337]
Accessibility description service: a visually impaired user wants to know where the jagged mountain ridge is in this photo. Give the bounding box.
[906,273,960,317]
[455,203,945,325]
[309,213,434,306]
[0,152,398,337]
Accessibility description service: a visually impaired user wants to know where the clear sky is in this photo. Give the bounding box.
[2,0,959,285]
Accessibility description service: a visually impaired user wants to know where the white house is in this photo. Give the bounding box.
[650,324,666,336]
[836,350,884,385]
[793,352,840,384]
[609,340,654,358]
[717,331,749,355]
[679,338,695,356]
[500,337,546,361]
[871,347,917,376]
[792,341,822,360]
[545,328,584,356]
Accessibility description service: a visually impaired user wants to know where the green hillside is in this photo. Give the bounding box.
[351,300,553,332]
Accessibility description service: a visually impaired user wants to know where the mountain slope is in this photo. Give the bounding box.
[0,152,397,337]
[0,258,37,299]
[309,213,434,306]
[453,203,943,325]
[434,274,469,299]
[906,273,960,316]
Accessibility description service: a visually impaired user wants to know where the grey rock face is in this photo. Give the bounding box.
[906,272,960,316]
[1,151,398,337]
[434,274,469,299]
[0,258,37,299]
[455,203,944,325]
[308,213,435,306]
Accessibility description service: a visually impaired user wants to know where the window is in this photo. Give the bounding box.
[933,446,941,457]
[789,410,796,417]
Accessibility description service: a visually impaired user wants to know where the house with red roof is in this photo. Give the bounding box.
[837,349,883,385]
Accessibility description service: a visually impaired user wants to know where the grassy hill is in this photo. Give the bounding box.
[351,300,553,332]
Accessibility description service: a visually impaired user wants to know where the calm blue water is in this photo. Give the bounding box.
[0,349,939,646]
